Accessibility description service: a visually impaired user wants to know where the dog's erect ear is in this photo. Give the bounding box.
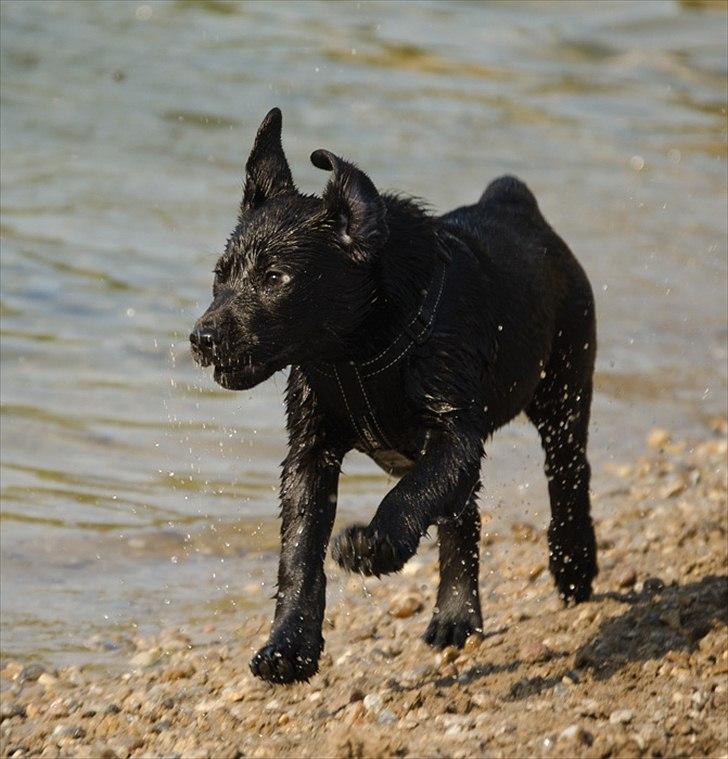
[311,149,388,259]
[242,108,295,211]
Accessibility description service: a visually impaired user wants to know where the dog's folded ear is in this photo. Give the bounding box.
[242,108,295,212]
[311,149,388,260]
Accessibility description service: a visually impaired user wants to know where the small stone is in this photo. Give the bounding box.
[609,708,634,725]
[277,713,290,726]
[615,566,637,588]
[363,693,383,713]
[463,634,483,654]
[440,646,460,665]
[38,672,59,688]
[519,640,550,663]
[52,724,86,739]
[344,700,366,725]
[647,428,671,449]
[74,745,117,759]
[350,688,365,703]
[388,592,423,618]
[107,734,144,757]
[1,660,23,677]
[0,702,26,721]
[559,724,592,745]
[222,686,247,703]
[25,702,42,718]
[195,698,226,713]
[18,663,45,682]
[528,563,546,581]
[659,479,685,499]
[378,708,397,725]
[129,647,161,668]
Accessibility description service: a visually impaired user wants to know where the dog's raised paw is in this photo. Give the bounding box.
[250,641,319,685]
[331,524,412,576]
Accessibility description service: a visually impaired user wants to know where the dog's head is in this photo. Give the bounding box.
[190,108,388,390]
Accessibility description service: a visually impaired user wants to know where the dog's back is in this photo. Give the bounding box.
[439,175,596,430]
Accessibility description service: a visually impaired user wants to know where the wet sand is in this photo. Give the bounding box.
[1,422,726,759]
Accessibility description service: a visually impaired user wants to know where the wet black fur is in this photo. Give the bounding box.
[191,109,598,685]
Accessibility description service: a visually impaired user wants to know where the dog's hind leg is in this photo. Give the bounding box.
[526,336,598,604]
[423,485,483,648]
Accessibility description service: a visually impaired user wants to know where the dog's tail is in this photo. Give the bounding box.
[479,175,537,208]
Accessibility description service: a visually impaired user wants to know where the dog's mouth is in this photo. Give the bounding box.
[212,357,280,390]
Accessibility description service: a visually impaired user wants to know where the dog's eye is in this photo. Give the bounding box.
[264,270,290,288]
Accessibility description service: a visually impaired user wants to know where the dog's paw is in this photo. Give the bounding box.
[250,635,322,685]
[548,519,598,604]
[423,614,482,649]
[550,543,598,604]
[331,524,414,576]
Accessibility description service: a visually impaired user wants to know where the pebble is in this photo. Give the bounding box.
[378,708,397,725]
[363,693,383,713]
[463,634,483,654]
[52,724,85,739]
[440,646,460,665]
[610,708,634,725]
[195,698,226,713]
[659,479,685,499]
[0,702,26,721]
[647,428,671,449]
[615,566,637,588]
[18,664,45,682]
[222,686,247,703]
[38,672,59,689]
[519,640,550,663]
[129,647,161,668]
[107,734,144,757]
[73,744,117,759]
[559,724,592,745]
[388,592,423,618]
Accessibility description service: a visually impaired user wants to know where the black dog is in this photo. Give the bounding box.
[190,108,598,684]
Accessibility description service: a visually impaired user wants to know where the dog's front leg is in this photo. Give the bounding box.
[250,446,341,684]
[332,421,482,577]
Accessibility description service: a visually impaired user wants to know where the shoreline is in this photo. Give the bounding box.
[1,422,727,759]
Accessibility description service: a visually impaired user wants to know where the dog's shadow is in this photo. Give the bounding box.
[433,574,728,699]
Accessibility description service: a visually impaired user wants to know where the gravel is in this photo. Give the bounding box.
[1,423,726,759]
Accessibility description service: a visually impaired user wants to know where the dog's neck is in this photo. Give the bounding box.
[349,195,442,362]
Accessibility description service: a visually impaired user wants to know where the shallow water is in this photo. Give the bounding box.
[1,0,726,666]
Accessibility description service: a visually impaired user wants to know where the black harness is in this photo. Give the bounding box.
[305,231,455,457]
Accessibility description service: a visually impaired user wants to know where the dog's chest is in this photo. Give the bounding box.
[303,362,418,473]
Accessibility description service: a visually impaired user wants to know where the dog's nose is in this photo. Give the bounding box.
[190,326,217,353]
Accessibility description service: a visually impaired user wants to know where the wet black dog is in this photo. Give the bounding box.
[190,108,598,684]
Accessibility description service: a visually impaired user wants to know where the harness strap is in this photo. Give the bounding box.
[309,229,457,451]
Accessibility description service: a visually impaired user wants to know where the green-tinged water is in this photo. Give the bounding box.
[1,0,726,667]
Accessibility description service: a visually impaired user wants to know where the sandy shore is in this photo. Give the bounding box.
[1,422,727,759]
